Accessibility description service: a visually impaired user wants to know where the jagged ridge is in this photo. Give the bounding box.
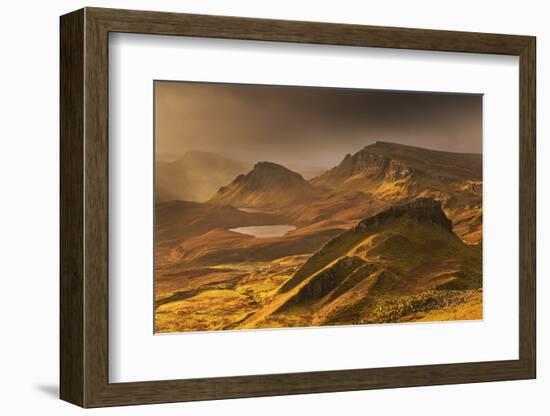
[354,197,452,233]
[312,141,481,189]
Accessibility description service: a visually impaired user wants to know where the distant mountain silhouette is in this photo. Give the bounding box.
[156,151,251,203]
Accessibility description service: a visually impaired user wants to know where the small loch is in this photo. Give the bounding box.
[229,225,297,238]
[237,207,267,214]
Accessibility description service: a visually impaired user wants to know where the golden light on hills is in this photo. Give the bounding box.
[154,83,483,333]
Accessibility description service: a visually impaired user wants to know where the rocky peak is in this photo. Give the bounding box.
[354,198,452,232]
[243,161,308,186]
[210,161,320,209]
[254,161,285,170]
[315,143,415,184]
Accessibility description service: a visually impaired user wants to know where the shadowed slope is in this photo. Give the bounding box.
[280,198,454,293]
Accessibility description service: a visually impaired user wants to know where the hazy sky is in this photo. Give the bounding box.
[155,81,482,168]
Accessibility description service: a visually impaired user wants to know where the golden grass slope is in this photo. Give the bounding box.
[238,199,481,329]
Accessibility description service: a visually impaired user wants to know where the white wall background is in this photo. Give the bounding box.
[0,0,545,414]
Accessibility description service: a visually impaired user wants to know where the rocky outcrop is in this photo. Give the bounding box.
[312,147,415,187]
[354,197,452,233]
[385,159,414,181]
[311,141,481,190]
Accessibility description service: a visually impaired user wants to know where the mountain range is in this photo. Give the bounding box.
[158,141,482,244]
[154,141,483,332]
[156,151,327,203]
[310,141,482,243]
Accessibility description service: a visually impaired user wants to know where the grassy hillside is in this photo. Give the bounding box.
[155,199,482,332]
[231,199,481,330]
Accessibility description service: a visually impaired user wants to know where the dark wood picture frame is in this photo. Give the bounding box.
[60,7,536,408]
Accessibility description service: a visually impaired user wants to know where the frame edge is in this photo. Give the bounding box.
[61,7,538,407]
[60,8,86,408]
[518,36,537,379]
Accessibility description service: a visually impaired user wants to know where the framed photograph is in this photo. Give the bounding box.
[60,7,536,407]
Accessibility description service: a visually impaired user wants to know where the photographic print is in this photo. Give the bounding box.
[154,81,482,333]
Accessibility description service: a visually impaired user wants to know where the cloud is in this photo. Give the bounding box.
[155,81,482,167]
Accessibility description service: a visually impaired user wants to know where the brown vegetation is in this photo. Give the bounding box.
[155,142,483,333]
